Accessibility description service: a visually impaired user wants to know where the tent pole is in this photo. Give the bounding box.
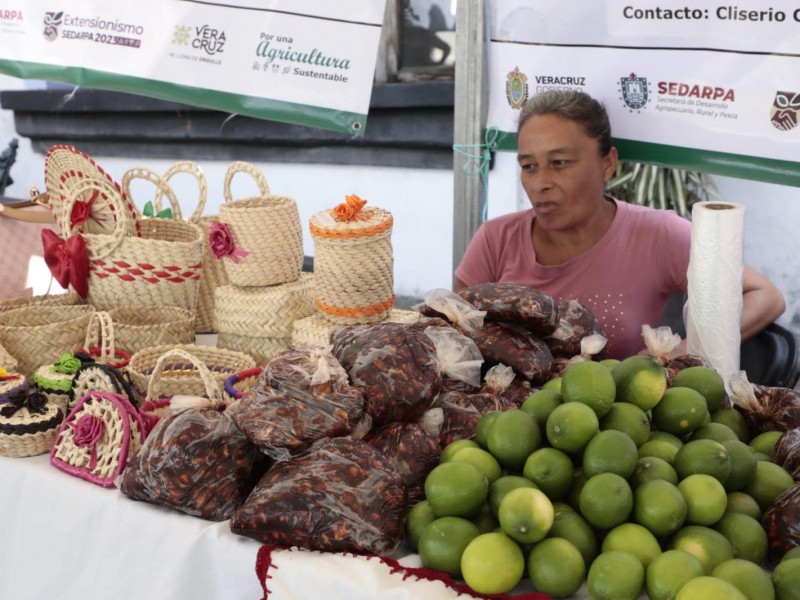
[452,0,488,286]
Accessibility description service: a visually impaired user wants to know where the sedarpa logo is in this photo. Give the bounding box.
[256,38,350,70]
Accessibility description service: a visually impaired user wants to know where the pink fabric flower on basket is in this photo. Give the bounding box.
[72,413,105,469]
[209,221,248,264]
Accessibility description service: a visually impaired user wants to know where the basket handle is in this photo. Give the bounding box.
[83,311,116,362]
[60,177,131,260]
[122,167,183,220]
[223,161,270,204]
[153,161,208,223]
[145,348,223,404]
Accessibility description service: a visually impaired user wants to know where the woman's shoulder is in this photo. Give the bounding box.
[481,208,536,236]
[614,198,691,233]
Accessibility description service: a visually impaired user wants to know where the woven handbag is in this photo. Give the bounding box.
[40,144,140,238]
[0,304,95,377]
[214,161,303,287]
[76,311,131,368]
[127,343,255,400]
[138,347,227,436]
[57,174,204,312]
[152,161,229,334]
[106,305,194,355]
[309,196,394,324]
[50,390,144,487]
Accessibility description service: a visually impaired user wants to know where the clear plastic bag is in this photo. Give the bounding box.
[762,483,800,566]
[456,282,558,337]
[331,318,448,426]
[119,404,263,521]
[434,390,514,446]
[416,288,486,335]
[230,345,365,461]
[230,436,407,555]
[729,371,800,433]
[424,326,484,389]
[469,320,553,383]
[548,333,608,378]
[774,428,800,479]
[480,364,533,407]
[545,299,606,359]
[365,408,443,505]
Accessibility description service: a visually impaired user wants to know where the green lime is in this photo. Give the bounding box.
[631,456,679,487]
[425,461,489,518]
[652,387,709,437]
[522,447,574,501]
[527,537,585,598]
[678,473,728,526]
[675,576,747,599]
[582,429,639,479]
[440,439,480,464]
[781,547,800,563]
[579,472,633,530]
[542,377,562,392]
[461,532,525,595]
[670,525,734,574]
[646,549,706,600]
[744,460,794,511]
[721,440,758,492]
[710,407,750,443]
[587,550,645,600]
[671,366,726,412]
[673,439,731,484]
[497,487,554,544]
[725,491,762,521]
[638,439,680,464]
[520,389,562,429]
[471,502,500,534]
[548,505,598,566]
[749,431,784,460]
[475,410,502,449]
[546,401,599,453]
[634,479,687,537]
[450,446,503,484]
[488,475,538,516]
[486,409,542,471]
[713,558,775,600]
[689,422,739,444]
[418,516,480,577]
[613,355,667,411]
[561,360,617,417]
[772,557,800,600]
[600,522,661,567]
[713,512,768,564]
[405,500,436,551]
[600,402,651,447]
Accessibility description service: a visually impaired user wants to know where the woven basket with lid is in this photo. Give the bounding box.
[309,197,394,325]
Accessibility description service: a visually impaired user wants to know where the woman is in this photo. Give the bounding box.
[454,90,785,359]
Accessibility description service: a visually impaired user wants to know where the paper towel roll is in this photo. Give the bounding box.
[685,201,744,391]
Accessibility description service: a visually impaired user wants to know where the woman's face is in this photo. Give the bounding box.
[517,113,617,232]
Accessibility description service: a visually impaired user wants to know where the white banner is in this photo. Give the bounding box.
[487,0,800,185]
[0,0,386,135]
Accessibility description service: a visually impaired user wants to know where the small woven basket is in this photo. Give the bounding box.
[0,304,95,377]
[291,308,420,347]
[216,161,303,287]
[50,390,144,487]
[0,340,18,372]
[153,161,228,334]
[0,392,64,458]
[106,305,195,355]
[0,291,82,315]
[216,332,290,365]
[223,366,263,401]
[40,145,140,237]
[62,174,204,312]
[76,311,131,368]
[127,343,255,400]
[214,272,316,338]
[309,202,394,324]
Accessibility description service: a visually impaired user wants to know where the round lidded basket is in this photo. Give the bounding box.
[216,161,303,287]
[309,199,394,324]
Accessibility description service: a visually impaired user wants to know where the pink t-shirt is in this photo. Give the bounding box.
[455,199,691,359]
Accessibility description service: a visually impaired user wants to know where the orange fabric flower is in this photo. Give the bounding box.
[332,194,367,221]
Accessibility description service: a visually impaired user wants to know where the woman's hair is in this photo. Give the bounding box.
[517,90,613,156]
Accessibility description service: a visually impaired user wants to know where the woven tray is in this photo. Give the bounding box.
[214,272,315,338]
[127,343,255,399]
[216,161,303,287]
[106,305,195,355]
[291,308,421,347]
[216,332,290,366]
[309,200,394,325]
[0,304,95,377]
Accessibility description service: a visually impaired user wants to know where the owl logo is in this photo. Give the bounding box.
[770,91,800,132]
[43,11,63,42]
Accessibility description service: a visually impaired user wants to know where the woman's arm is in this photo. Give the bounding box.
[740,264,786,342]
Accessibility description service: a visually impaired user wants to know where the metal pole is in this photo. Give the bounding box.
[452,0,488,285]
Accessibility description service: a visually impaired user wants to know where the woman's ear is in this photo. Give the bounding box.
[603,147,619,182]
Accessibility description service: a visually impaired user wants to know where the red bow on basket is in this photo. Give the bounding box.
[41,229,89,298]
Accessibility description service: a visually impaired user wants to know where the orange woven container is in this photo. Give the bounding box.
[309,197,394,324]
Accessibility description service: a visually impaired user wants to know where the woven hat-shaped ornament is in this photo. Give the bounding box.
[309,195,394,325]
[0,389,64,458]
[40,145,140,237]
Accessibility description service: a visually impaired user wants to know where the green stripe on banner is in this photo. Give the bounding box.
[0,59,367,136]
[491,129,800,188]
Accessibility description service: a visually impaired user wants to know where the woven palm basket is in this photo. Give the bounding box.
[0,392,64,458]
[0,304,95,377]
[216,332,290,365]
[309,204,394,325]
[214,272,315,338]
[106,305,195,355]
[291,308,421,347]
[127,343,255,399]
[153,161,228,334]
[217,161,303,287]
[0,291,81,316]
[0,340,18,372]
